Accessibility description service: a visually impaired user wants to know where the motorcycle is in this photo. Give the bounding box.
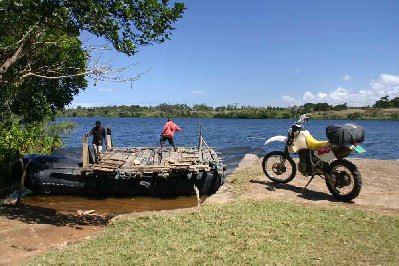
[262,114,366,201]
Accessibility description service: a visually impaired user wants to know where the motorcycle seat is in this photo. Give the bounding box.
[305,134,331,151]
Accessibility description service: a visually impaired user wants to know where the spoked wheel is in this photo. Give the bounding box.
[325,159,362,202]
[262,151,296,183]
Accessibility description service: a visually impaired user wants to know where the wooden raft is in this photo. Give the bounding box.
[90,147,218,178]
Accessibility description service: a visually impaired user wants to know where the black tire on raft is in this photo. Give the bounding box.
[326,159,362,202]
[211,174,222,194]
[262,151,296,184]
[201,171,221,195]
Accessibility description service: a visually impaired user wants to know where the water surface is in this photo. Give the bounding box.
[60,117,399,160]
[18,118,397,215]
[22,195,202,216]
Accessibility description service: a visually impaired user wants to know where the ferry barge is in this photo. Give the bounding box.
[21,129,225,196]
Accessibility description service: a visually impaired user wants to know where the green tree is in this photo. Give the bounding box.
[314,102,330,111]
[193,103,213,111]
[391,97,399,108]
[333,103,348,111]
[0,0,185,123]
[302,103,315,113]
[374,96,392,108]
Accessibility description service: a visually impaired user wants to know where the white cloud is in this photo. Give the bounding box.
[342,74,352,81]
[282,73,399,107]
[98,88,114,92]
[68,102,102,108]
[379,74,399,85]
[318,92,327,98]
[192,90,204,95]
[303,91,315,101]
[282,96,296,104]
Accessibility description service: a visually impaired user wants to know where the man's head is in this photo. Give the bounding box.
[167,118,172,122]
[95,121,101,127]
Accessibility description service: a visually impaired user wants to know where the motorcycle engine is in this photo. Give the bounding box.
[298,149,312,175]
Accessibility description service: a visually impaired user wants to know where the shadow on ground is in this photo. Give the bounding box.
[0,204,111,227]
[249,179,353,203]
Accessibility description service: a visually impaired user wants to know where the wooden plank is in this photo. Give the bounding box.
[105,158,126,162]
[101,153,113,160]
[82,136,89,168]
[122,167,170,171]
[98,160,124,165]
[106,134,112,150]
[93,164,116,169]
[172,163,192,166]
[93,168,115,172]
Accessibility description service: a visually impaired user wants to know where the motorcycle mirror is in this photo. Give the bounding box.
[298,114,307,123]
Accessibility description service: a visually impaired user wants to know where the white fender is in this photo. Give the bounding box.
[264,135,288,145]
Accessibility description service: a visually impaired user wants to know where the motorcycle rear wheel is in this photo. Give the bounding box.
[325,159,362,202]
[262,151,296,183]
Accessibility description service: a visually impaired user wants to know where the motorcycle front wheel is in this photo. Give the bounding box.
[325,159,362,202]
[262,151,296,183]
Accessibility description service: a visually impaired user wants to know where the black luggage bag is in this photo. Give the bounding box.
[326,124,365,146]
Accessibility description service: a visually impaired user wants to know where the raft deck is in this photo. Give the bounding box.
[83,147,224,179]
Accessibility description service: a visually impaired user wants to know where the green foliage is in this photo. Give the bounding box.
[0,120,76,188]
[333,103,348,111]
[63,0,185,55]
[0,0,185,123]
[62,103,298,119]
[314,102,330,111]
[1,34,88,123]
[193,103,213,111]
[347,112,362,120]
[374,95,394,108]
[61,102,399,120]
[302,102,315,113]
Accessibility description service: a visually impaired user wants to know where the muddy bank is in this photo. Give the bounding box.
[0,205,110,266]
[1,157,398,265]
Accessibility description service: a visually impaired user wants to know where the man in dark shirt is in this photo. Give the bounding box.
[86,120,106,163]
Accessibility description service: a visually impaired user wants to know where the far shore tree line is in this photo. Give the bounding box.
[62,96,399,120]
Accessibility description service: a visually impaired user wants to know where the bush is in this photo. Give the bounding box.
[347,112,362,120]
[0,120,75,190]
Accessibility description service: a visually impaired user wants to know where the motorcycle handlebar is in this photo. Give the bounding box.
[295,114,311,125]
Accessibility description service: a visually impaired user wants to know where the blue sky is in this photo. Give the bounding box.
[72,0,399,108]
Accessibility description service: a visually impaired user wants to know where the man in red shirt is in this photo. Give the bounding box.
[160,118,183,151]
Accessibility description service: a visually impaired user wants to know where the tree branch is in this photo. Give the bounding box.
[20,69,95,80]
[0,25,43,85]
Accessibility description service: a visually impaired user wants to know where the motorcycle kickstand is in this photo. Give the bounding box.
[301,175,315,194]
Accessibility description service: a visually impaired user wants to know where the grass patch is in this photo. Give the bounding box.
[27,200,399,265]
[216,157,263,200]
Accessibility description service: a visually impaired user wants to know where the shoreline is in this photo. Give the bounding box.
[58,115,399,121]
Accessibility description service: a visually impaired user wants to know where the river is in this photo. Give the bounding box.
[60,117,399,160]
[20,117,398,215]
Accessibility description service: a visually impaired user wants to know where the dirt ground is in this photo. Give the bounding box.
[208,156,399,214]
[0,206,110,265]
[1,157,398,265]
